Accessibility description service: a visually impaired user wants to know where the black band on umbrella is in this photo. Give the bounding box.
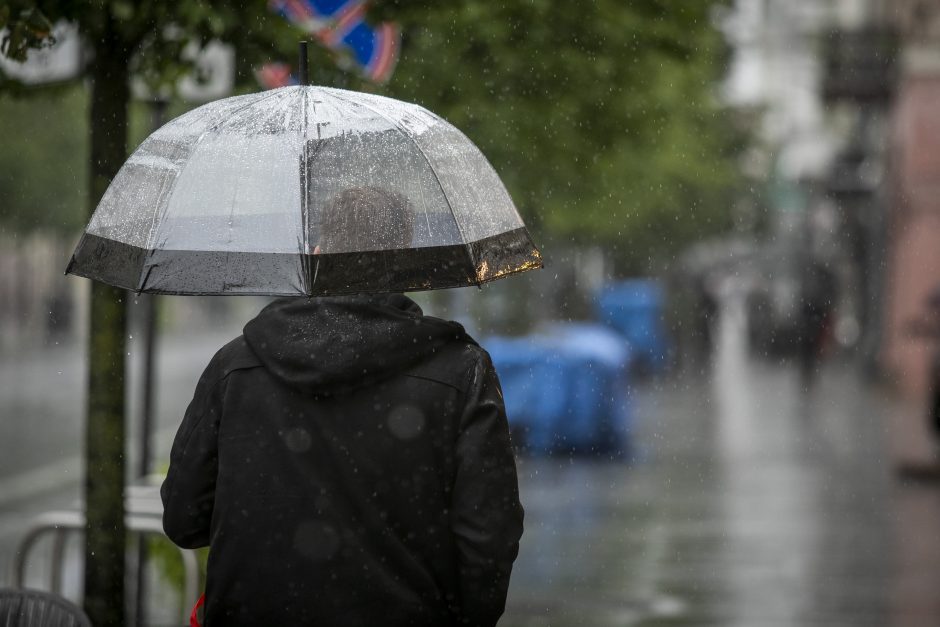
[67,227,542,296]
[66,233,149,290]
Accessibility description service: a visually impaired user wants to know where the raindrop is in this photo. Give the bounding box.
[387,404,426,440]
[283,427,312,453]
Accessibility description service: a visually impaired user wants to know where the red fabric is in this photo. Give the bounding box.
[190,594,205,627]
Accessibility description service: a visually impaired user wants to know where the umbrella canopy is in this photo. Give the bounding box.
[66,86,542,295]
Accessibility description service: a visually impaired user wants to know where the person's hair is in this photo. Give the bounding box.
[317,186,414,253]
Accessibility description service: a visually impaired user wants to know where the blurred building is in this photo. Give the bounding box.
[717,1,940,382]
[722,0,837,184]
[720,0,940,403]
[882,0,940,397]
[719,0,895,358]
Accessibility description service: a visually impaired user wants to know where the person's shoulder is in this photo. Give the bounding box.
[405,334,492,392]
[203,335,262,382]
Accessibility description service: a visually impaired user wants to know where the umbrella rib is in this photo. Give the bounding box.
[136,138,187,286]
[322,89,478,279]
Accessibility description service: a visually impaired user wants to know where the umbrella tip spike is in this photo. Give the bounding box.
[298,41,309,86]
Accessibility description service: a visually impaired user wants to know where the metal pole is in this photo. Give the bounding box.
[138,293,158,479]
[50,529,66,595]
[299,40,309,86]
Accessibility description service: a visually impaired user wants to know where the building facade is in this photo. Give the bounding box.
[882,0,940,396]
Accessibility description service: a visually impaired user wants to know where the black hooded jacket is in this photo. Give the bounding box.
[161,294,523,627]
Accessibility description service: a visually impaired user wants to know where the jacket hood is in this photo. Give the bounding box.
[243,294,471,394]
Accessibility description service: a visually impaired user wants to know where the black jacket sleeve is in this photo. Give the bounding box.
[451,350,524,627]
[160,359,225,549]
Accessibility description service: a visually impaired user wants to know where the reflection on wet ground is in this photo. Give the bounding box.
[2,306,940,626]
[503,304,940,627]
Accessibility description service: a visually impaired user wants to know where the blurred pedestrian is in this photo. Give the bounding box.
[899,285,940,481]
[926,287,940,449]
[161,187,524,626]
[797,259,835,389]
[698,274,720,358]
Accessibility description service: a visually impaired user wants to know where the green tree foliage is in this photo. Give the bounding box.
[0,85,86,232]
[377,0,742,271]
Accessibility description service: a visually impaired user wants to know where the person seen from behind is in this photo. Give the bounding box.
[161,186,524,626]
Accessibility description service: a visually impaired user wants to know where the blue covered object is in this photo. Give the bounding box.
[482,323,632,457]
[595,279,669,373]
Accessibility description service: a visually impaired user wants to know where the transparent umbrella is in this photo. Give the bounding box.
[66,86,542,295]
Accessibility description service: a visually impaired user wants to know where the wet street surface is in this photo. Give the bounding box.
[2,311,940,626]
[501,311,940,626]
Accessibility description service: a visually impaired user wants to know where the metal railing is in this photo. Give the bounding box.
[9,485,200,626]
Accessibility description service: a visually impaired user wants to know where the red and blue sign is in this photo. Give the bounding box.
[268,0,400,84]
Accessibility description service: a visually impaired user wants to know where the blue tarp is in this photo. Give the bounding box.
[483,323,632,457]
[595,279,669,373]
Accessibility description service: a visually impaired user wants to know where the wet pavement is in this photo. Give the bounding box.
[2,305,940,626]
[501,305,940,627]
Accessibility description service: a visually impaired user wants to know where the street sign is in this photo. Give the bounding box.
[269,0,400,83]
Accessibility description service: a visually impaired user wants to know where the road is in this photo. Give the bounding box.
[1,304,939,626]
